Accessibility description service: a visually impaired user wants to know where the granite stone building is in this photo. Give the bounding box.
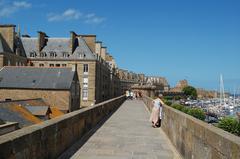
[0,23,170,108]
[0,66,80,113]
[20,31,114,107]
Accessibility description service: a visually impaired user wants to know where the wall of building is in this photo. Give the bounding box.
[0,53,27,68]
[0,89,71,113]
[0,95,125,159]
[28,60,96,108]
[142,95,240,159]
[76,61,96,107]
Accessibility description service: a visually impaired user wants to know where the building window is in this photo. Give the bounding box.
[50,51,57,58]
[40,52,47,57]
[62,52,68,58]
[82,89,88,101]
[30,51,36,57]
[62,64,67,67]
[49,64,54,67]
[56,64,60,67]
[39,63,44,67]
[83,64,88,74]
[83,78,88,88]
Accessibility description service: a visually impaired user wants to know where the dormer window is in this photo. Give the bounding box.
[79,53,86,59]
[30,51,37,57]
[62,52,69,58]
[50,51,57,58]
[40,52,47,57]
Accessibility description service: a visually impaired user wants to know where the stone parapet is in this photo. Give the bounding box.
[142,95,240,159]
[0,95,125,159]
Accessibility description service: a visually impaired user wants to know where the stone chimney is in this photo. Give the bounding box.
[95,41,102,56]
[101,47,107,60]
[70,31,77,54]
[0,24,16,52]
[37,31,47,52]
[79,35,96,53]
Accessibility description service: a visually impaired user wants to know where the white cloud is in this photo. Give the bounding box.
[84,13,105,24]
[13,1,31,8]
[0,1,31,17]
[47,9,106,24]
[48,9,82,22]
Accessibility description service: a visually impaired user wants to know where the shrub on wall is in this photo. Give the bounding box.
[163,99,172,106]
[170,104,205,121]
[188,108,206,121]
[217,117,240,136]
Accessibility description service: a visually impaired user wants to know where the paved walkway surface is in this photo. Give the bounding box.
[66,100,180,159]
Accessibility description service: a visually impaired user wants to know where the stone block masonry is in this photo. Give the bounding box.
[0,95,125,159]
[143,95,240,159]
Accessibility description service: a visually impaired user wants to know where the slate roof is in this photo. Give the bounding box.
[0,66,76,90]
[24,106,50,116]
[21,37,96,60]
[0,103,42,128]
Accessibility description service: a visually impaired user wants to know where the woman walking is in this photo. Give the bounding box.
[150,94,164,128]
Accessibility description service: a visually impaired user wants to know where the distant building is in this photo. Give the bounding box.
[170,79,188,92]
[0,24,147,108]
[0,66,80,113]
[20,31,113,107]
[145,76,170,92]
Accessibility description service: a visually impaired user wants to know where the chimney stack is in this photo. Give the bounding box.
[79,35,96,53]
[38,31,47,52]
[70,31,77,54]
[0,24,16,52]
[101,47,107,60]
[95,41,102,56]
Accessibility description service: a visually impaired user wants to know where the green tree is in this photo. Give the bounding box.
[182,86,197,99]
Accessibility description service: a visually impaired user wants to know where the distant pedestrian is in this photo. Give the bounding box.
[130,91,134,100]
[126,90,130,100]
[149,94,164,127]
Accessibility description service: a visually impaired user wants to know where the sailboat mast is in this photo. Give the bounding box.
[234,87,236,107]
[220,74,226,106]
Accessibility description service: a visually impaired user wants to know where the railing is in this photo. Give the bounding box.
[0,95,125,159]
[142,95,240,159]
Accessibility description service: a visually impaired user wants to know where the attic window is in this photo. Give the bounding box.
[40,52,47,57]
[62,52,69,58]
[79,53,86,59]
[50,51,57,58]
[30,51,37,57]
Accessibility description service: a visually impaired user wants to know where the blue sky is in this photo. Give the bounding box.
[0,0,240,92]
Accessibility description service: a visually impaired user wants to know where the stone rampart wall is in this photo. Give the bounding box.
[0,95,125,159]
[143,95,240,159]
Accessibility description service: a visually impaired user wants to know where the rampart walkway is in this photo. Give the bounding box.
[61,100,180,159]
